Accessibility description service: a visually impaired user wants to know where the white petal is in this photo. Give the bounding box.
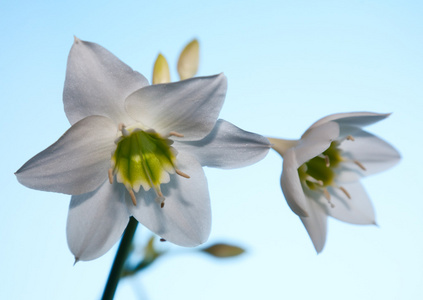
[296,121,340,166]
[325,182,376,225]
[63,38,148,125]
[336,130,401,182]
[299,197,328,253]
[305,112,390,135]
[175,119,271,169]
[16,116,116,195]
[67,180,129,261]
[129,152,211,246]
[125,74,227,141]
[281,149,309,217]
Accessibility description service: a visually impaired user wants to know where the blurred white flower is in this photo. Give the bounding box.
[16,38,270,261]
[269,112,400,252]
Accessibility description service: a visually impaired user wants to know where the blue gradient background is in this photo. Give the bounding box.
[1,1,422,299]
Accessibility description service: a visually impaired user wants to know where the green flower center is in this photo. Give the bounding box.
[297,136,364,206]
[109,124,189,207]
[298,141,343,190]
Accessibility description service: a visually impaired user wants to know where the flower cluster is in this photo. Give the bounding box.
[16,37,401,260]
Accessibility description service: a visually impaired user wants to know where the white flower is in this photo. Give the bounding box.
[15,38,270,261]
[269,112,400,253]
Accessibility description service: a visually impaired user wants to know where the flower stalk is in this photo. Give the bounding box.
[102,217,138,300]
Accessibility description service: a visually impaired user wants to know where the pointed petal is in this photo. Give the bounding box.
[296,121,340,166]
[305,112,390,136]
[299,198,328,253]
[281,149,309,217]
[337,130,401,182]
[16,116,116,195]
[63,38,148,125]
[177,39,200,80]
[153,54,171,84]
[324,182,376,225]
[175,119,271,169]
[67,181,129,261]
[125,74,227,141]
[129,152,211,247]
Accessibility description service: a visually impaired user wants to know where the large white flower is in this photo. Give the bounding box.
[269,112,400,253]
[15,38,270,261]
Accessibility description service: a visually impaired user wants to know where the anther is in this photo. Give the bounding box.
[354,160,366,171]
[324,155,330,167]
[339,186,351,199]
[154,189,166,208]
[305,175,323,186]
[169,131,184,138]
[323,188,335,208]
[108,168,114,184]
[160,238,166,242]
[128,189,137,206]
[323,188,331,201]
[346,135,355,141]
[175,169,190,179]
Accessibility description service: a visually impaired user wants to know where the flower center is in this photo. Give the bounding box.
[298,141,343,190]
[109,124,189,208]
[298,135,365,207]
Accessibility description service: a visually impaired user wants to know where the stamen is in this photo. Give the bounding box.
[169,131,184,137]
[128,189,137,206]
[122,128,130,137]
[108,168,114,184]
[118,123,130,137]
[175,169,190,178]
[305,175,323,186]
[114,137,123,145]
[339,186,351,199]
[160,238,166,242]
[323,188,335,208]
[154,189,166,208]
[354,160,366,171]
[346,135,355,141]
[324,155,330,167]
[323,188,331,201]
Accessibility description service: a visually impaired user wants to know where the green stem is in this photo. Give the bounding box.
[102,217,138,300]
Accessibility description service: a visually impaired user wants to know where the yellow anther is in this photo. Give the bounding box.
[128,189,137,206]
[108,168,114,184]
[175,169,190,178]
[169,131,184,137]
[323,188,331,201]
[324,155,330,167]
[346,135,355,141]
[354,160,366,171]
[323,188,335,208]
[339,186,351,199]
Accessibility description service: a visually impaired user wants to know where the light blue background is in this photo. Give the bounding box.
[1,0,422,299]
